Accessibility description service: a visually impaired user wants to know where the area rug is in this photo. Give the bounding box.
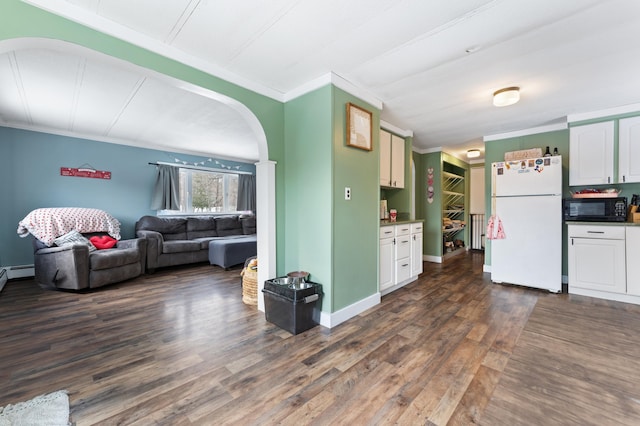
[0,390,69,426]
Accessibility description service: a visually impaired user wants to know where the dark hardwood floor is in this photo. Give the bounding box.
[2,252,640,425]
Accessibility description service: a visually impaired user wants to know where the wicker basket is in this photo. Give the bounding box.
[241,264,258,306]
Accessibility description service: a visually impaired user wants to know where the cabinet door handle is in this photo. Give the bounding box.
[623,175,626,183]
[413,235,416,241]
[393,238,396,245]
[608,176,611,184]
[402,263,409,267]
[587,231,605,234]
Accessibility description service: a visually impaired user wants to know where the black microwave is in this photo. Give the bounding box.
[563,197,627,222]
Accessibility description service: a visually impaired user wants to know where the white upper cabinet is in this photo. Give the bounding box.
[619,116,640,184]
[379,129,405,188]
[390,134,405,188]
[380,129,392,187]
[569,121,615,186]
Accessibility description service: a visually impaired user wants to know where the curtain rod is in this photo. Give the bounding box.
[148,161,253,175]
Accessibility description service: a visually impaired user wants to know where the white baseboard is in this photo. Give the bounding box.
[319,292,381,329]
[483,264,491,273]
[424,255,442,263]
[0,268,7,292]
[569,286,640,306]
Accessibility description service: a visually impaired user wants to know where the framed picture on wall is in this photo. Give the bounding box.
[346,102,373,151]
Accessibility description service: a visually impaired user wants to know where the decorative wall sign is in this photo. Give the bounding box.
[60,166,111,179]
[427,167,435,204]
[346,102,373,151]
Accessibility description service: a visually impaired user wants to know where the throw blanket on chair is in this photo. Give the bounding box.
[17,207,121,246]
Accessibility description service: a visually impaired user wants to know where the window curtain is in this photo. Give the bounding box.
[237,174,256,212]
[150,164,180,210]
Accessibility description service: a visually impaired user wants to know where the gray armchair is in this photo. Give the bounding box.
[33,237,147,290]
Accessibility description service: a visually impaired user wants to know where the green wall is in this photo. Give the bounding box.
[416,151,443,257]
[331,88,379,311]
[0,0,287,272]
[283,86,334,312]
[283,86,379,313]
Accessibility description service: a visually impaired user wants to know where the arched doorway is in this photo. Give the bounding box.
[0,38,277,309]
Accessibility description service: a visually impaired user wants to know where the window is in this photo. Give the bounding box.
[164,168,239,214]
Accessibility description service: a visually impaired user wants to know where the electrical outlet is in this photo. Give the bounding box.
[345,187,351,200]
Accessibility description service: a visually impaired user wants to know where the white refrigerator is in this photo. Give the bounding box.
[490,156,562,293]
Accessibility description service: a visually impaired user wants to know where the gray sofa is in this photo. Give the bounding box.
[135,214,256,271]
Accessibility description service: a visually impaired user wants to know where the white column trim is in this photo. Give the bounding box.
[255,160,277,312]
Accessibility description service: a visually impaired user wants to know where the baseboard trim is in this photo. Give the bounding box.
[483,264,491,273]
[424,255,442,264]
[319,292,381,329]
[569,286,640,306]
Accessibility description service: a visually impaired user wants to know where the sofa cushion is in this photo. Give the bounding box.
[136,216,187,240]
[215,216,243,236]
[90,247,140,270]
[240,215,256,235]
[162,240,203,254]
[193,237,218,250]
[186,217,218,239]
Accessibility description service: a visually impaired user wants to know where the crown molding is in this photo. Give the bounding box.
[1,122,258,162]
[483,122,568,142]
[567,102,640,123]
[412,146,443,155]
[380,120,413,138]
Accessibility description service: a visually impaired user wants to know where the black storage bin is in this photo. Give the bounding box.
[263,278,322,335]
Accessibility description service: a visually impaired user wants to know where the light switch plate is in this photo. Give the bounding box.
[345,187,351,200]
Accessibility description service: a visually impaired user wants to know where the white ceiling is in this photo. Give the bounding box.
[9,0,640,162]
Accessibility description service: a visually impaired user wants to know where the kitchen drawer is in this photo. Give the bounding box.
[568,225,625,239]
[395,258,411,283]
[411,222,423,234]
[380,226,395,239]
[395,224,411,236]
[395,235,411,259]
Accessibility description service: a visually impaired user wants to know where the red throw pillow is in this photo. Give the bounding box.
[89,235,117,250]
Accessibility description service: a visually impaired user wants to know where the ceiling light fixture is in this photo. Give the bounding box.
[467,149,481,159]
[493,86,520,107]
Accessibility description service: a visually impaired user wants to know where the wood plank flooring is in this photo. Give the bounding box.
[1,252,640,425]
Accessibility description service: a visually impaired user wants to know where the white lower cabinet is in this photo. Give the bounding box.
[379,228,394,292]
[568,224,640,304]
[379,222,423,295]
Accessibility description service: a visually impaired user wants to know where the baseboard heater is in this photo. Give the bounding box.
[470,214,485,250]
[5,265,35,280]
[0,268,7,292]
